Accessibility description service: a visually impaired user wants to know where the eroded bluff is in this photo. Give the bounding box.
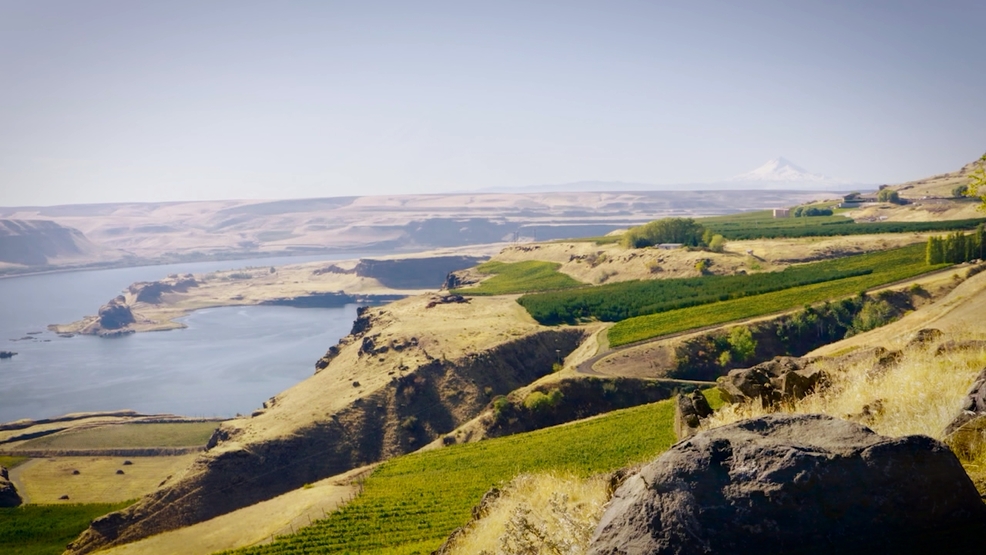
[65,295,584,555]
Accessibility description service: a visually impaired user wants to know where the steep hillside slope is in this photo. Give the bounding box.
[65,295,586,554]
[0,219,124,270]
[810,265,986,358]
[893,156,982,199]
[847,154,985,222]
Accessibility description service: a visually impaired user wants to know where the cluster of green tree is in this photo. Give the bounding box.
[793,206,834,217]
[877,188,904,204]
[621,218,706,248]
[967,153,986,206]
[707,217,986,241]
[517,256,876,325]
[926,226,986,264]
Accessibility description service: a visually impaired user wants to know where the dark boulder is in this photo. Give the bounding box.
[0,466,22,507]
[907,328,943,349]
[673,390,713,440]
[350,306,373,335]
[315,345,340,373]
[717,356,824,406]
[867,349,903,379]
[588,414,986,555]
[936,340,986,356]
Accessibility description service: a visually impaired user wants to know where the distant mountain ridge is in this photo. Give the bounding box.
[727,157,844,184]
[482,158,863,193]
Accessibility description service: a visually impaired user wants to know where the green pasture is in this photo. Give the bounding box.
[0,502,132,555]
[16,422,219,451]
[452,260,583,296]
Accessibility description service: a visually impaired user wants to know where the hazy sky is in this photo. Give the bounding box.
[2,1,984,206]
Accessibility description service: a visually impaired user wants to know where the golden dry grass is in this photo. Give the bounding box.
[9,455,198,504]
[444,472,609,555]
[705,341,986,440]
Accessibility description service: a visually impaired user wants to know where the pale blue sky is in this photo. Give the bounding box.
[1,1,984,205]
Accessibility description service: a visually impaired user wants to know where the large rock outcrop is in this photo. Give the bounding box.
[0,466,22,507]
[589,414,986,555]
[97,296,135,330]
[717,356,825,406]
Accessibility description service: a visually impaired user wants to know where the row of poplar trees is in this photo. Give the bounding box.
[926,225,986,265]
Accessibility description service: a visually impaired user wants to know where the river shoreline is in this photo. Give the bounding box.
[47,250,493,336]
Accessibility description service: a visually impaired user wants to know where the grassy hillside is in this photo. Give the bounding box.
[16,422,217,450]
[608,243,943,346]
[0,502,132,555]
[229,391,721,555]
[452,260,583,295]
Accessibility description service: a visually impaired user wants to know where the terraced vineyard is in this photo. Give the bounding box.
[584,213,986,243]
[452,260,583,296]
[608,243,945,346]
[706,215,986,240]
[229,392,721,555]
[517,257,874,325]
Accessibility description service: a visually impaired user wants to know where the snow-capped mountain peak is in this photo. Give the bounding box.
[728,157,836,183]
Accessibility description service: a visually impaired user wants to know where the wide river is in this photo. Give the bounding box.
[0,254,380,424]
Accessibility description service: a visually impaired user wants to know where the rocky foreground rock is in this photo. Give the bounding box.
[588,414,986,555]
[0,466,22,507]
[944,366,986,457]
[716,356,825,406]
[672,390,713,440]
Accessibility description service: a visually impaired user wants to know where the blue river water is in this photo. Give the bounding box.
[0,254,376,424]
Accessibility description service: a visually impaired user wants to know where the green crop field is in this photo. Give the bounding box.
[517,258,873,325]
[230,391,721,555]
[0,502,132,555]
[608,244,944,346]
[705,216,986,240]
[576,213,986,243]
[16,422,219,451]
[452,260,583,296]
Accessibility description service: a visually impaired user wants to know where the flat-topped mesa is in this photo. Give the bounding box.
[65,294,586,555]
